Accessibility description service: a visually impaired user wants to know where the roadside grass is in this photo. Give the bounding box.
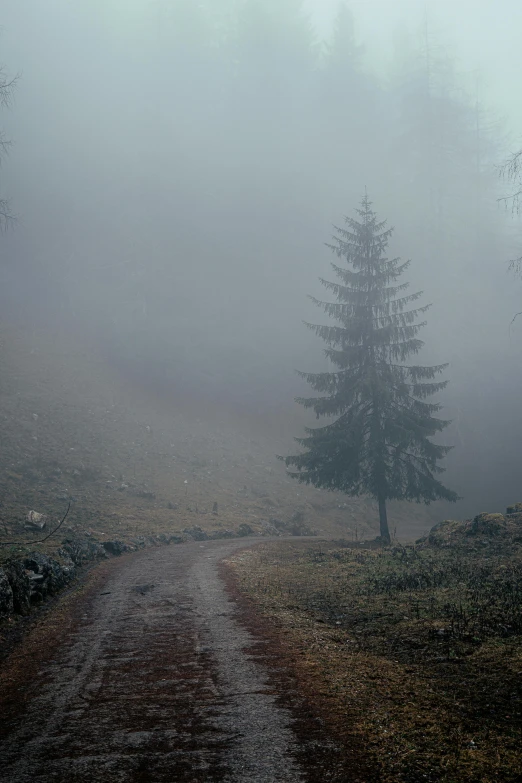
[227,527,522,782]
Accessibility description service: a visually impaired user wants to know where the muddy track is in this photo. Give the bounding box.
[0,540,352,782]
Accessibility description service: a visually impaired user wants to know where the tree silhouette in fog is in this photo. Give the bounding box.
[0,64,17,230]
[282,196,458,542]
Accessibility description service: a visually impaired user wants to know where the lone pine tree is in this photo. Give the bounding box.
[282,196,458,542]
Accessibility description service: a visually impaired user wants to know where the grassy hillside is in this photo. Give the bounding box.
[227,510,522,782]
[0,323,439,558]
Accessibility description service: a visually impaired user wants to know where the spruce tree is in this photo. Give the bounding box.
[282,196,458,542]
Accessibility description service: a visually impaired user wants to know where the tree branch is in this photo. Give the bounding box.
[0,502,71,547]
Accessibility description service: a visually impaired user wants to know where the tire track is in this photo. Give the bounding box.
[0,541,308,782]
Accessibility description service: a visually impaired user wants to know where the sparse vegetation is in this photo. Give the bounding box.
[227,510,522,782]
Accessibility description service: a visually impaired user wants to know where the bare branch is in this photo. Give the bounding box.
[0,70,19,108]
[0,67,18,231]
[0,197,15,231]
[498,151,522,214]
[0,503,72,547]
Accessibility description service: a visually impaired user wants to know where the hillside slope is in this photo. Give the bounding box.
[0,323,437,550]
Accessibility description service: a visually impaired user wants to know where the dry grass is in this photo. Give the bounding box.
[227,533,522,782]
[0,324,438,560]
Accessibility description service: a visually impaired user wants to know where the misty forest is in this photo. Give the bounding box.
[0,2,521,782]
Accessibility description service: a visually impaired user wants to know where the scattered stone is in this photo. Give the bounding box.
[25,510,47,531]
[267,516,315,537]
[60,538,107,566]
[183,526,209,541]
[102,540,128,556]
[208,529,235,540]
[23,551,73,601]
[237,523,254,537]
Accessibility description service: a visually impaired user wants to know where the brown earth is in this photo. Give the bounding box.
[226,538,522,783]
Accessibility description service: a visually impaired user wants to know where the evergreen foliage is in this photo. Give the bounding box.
[282,197,458,541]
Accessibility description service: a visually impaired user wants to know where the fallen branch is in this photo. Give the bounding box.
[0,502,71,547]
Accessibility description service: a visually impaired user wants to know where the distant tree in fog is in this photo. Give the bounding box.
[232,0,316,149]
[317,2,377,155]
[0,63,16,230]
[282,196,458,542]
[500,149,522,278]
[389,27,501,260]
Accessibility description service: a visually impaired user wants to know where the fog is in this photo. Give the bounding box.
[1,0,521,520]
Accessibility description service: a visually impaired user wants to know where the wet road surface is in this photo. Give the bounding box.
[0,540,327,783]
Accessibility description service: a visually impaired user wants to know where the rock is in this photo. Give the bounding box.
[25,510,47,531]
[237,523,254,537]
[183,526,209,541]
[208,529,235,540]
[167,502,179,510]
[261,519,284,536]
[468,513,505,537]
[23,552,72,600]
[0,568,14,617]
[167,534,185,545]
[26,571,45,603]
[102,540,127,556]
[3,560,31,615]
[27,572,45,582]
[60,538,107,566]
[268,516,316,536]
[0,552,77,616]
[506,502,522,515]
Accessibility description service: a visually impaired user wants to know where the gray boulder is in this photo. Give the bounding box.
[25,510,47,532]
[60,538,107,566]
[183,526,209,541]
[102,540,128,556]
[237,523,254,537]
[23,552,71,601]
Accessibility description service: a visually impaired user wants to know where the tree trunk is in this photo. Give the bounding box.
[378,495,391,543]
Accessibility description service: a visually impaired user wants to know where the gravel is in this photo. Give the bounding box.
[0,540,309,782]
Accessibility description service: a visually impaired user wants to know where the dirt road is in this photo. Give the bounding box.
[0,540,345,783]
